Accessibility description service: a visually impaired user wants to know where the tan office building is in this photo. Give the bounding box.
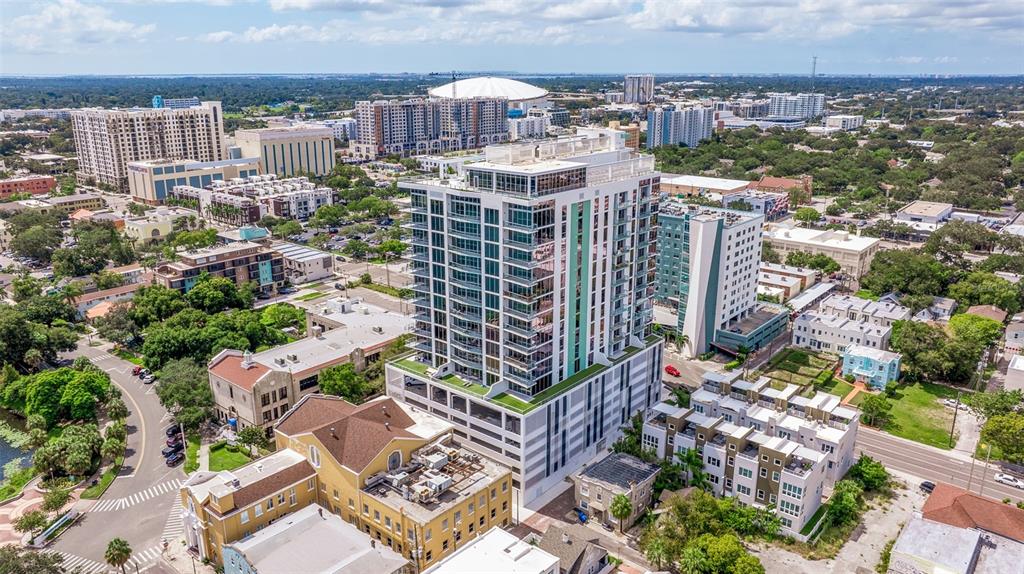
[235,126,336,177]
[764,224,881,279]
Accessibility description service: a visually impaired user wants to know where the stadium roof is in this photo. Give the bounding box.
[428,76,548,102]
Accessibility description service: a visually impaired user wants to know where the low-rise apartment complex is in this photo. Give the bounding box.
[764,224,881,278]
[208,298,411,430]
[123,207,198,243]
[275,395,514,571]
[154,241,284,294]
[0,174,56,198]
[169,175,334,225]
[642,370,859,537]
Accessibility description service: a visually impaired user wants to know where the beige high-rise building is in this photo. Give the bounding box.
[71,102,226,191]
[234,126,336,177]
[353,98,508,160]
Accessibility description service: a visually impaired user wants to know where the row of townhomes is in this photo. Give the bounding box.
[642,370,860,537]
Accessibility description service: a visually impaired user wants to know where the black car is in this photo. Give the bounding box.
[165,424,182,438]
[165,452,185,466]
[920,480,936,493]
[161,444,183,458]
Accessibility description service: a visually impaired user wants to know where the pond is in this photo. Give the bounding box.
[0,410,32,480]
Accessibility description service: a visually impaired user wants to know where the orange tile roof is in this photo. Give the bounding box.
[276,395,420,474]
[922,483,1024,543]
[209,354,271,391]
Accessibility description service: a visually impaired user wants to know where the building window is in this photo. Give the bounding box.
[782,483,804,499]
[442,518,449,531]
[737,484,751,496]
[374,510,381,522]
[759,468,768,478]
[425,528,432,541]
[756,489,765,501]
[267,498,274,511]
[362,504,369,516]
[289,488,296,506]
[241,510,250,524]
[772,471,780,482]
[738,467,752,479]
[307,478,315,491]
[309,445,321,467]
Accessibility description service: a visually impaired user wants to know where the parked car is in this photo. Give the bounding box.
[664,365,681,377]
[165,424,182,438]
[131,366,142,376]
[994,473,1024,489]
[920,480,936,493]
[279,287,296,294]
[165,452,185,466]
[167,435,184,448]
[161,444,183,458]
[137,369,150,379]
[142,374,156,384]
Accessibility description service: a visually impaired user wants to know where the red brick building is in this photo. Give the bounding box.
[0,174,56,199]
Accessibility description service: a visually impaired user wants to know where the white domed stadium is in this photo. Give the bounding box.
[429,76,549,111]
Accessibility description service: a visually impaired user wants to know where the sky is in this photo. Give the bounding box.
[1,0,1022,76]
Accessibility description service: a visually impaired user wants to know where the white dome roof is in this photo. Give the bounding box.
[428,76,548,102]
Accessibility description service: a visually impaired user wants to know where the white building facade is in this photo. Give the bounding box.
[623,74,655,104]
[71,102,226,190]
[768,93,825,119]
[646,106,714,149]
[385,133,662,503]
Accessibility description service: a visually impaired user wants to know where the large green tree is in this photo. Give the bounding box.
[154,358,214,430]
[948,271,1022,314]
[981,413,1024,463]
[860,249,951,297]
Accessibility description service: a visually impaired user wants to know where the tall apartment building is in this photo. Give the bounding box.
[235,126,336,177]
[306,118,357,140]
[385,133,662,503]
[768,93,825,119]
[71,102,226,190]
[713,99,770,119]
[154,241,284,294]
[642,370,859,537]
[646,106,714,149]
[509,115,550,141]
[623,74,655,104]
[353,98,508,160]
[655,203,788,357]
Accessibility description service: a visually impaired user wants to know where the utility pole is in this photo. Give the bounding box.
[948,391,962,448]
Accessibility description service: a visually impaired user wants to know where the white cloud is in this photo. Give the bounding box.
[3,0,155,54]
[627,0,1023,38]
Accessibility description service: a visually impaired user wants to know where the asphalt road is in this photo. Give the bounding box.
[50,339,185,573]
[855,427,1023,503]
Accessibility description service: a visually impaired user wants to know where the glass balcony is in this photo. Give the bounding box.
[451,304,482,321]
[402,219,428,231]
[410,338,433,353]
[450,289,482,306]
[450,320,481,339]
[449,273,481,290]
[449,259,481,274]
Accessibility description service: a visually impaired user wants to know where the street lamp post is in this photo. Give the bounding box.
[979,442,994,496]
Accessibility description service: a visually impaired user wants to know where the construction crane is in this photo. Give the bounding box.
[428,70,461,99]
[810,55,818,91]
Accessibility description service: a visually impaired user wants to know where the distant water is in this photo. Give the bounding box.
[0,411,30,479]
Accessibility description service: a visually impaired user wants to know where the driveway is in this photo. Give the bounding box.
[49,339,185,573]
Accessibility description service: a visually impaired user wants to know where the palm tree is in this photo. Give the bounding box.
[62,281,84,307]
[677,334,690,355]
[676,448,709,490]
[609,493,633,533]
[680,546,710,574]
[105,538,132,574]
[644,532,671,570]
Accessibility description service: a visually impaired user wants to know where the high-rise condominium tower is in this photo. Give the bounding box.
[71,101,226,191]
[385,129,663,502]
[624,74,655,104]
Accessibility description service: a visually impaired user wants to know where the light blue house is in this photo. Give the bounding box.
[842,345,901,389]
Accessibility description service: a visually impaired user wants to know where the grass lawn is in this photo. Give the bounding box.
[820,379,854,400]
[855,289,879,301]
[881,382,958,450]
[848,392,868,407]
[184,434,201,474]
[208,442,251,472]
[80,455,124,499]
[294,291,329,301]
[0,467,37,501]
[112,348,143,366]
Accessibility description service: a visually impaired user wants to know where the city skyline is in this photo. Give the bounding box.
[1,0,1022,76]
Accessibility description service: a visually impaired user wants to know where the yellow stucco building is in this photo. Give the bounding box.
[181,395,513,570]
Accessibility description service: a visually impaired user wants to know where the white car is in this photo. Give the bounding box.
[994,473,1024,489]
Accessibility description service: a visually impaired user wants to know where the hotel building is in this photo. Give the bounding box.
[385,132,662,503]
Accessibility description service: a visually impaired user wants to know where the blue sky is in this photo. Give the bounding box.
[1,0,1022,76]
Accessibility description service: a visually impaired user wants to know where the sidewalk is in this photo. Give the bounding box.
[197,443,210,472]
[0,477,87,546]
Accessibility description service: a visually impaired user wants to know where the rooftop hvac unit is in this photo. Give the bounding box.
[423,452,449,470]
[275,357,286,366]
[287,354,298,362]
[372,326,384,334]
[388,472,410,487]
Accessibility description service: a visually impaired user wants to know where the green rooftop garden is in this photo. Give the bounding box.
[392,335,661,415]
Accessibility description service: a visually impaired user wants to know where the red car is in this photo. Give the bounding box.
[664,365,681,377]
